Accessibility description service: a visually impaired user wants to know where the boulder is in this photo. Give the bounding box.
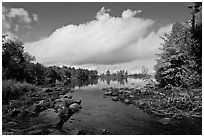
[64,99,81,107]
[69,103,82,111]
[39,109,61,127]
[112,96,119,101]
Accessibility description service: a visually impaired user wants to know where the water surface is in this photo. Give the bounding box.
[63,78,202,135]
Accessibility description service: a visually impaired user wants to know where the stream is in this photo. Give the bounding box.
[61,78,201,135]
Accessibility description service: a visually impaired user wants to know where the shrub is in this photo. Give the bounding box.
[2,80,38,104]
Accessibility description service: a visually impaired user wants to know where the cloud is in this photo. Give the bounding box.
[2,6,38,36]
[8,8,32,24]
[96,7,111,20]
[24,7,172,73]
[33,13,38,22]
[122,9,142,18]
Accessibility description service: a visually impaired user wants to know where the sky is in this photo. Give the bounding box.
[2,2,192,74]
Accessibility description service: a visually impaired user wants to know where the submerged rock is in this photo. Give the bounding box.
[158,117,171,125]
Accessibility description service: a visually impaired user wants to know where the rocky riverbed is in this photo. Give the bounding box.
[2,86,84,135]
[102,80,202,124]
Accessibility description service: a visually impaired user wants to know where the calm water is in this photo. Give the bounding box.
[63,78,202,135]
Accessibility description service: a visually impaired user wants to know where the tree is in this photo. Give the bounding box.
[141,66,148,75]
[2,35,26,81]
[154,22,201,88]
[106,70,110,76]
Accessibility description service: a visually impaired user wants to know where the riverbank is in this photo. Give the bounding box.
[102,79,202,122]
[2,86,83,135]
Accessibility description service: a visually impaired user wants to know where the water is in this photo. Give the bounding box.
[63,78,202,135]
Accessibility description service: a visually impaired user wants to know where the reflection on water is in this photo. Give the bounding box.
[100,77,128,85]
[64,77,145,89]
[64,78,98,89]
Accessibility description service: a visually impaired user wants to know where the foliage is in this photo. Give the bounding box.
[2,80,38,104]
[2,35,26,81]
[154,3,202,89]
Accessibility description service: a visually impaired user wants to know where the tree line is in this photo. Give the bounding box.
[2,35,98,85]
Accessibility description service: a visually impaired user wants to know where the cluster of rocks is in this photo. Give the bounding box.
[102,84,202,122]
[3,86,83,135]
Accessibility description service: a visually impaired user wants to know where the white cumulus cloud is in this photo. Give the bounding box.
[122,9,142,18]
[24,7,172,73]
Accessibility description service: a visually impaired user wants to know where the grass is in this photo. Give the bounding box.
[2,79,38,104]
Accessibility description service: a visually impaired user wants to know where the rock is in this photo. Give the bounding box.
[10,108,21,117]
[129,95,134,98]
[55,98,62,102]
[34,101,50,113]
[140,89,147,95]
[101,129,109,134]
[49,100,55,108]
[158,117,171,125]
[55,87,63,91]
[69,103,82,111]
[194,96,200,100]
[139,101,145,106]
[54,101,66,110]
[63,93,73,99]
[179,92,190,98]
[124,99,130,104]
[103,96,107,98]
[28,129,44,135]
[104,91,112,96]
[38,100,45,104]
[70,128,80,135]
[42,88,52,93]
[63,98,81,107]
[118,90,123,94]
[112,96,119,101]
[111,92,118,96]
[39,109,61,127]
[123,90,132,95]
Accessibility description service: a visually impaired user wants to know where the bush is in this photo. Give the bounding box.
[2,80,38,104]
